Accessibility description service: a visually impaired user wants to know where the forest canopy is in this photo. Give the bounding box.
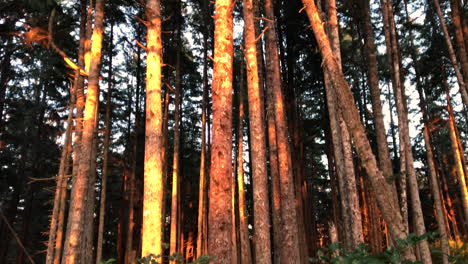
[0,0,468,263]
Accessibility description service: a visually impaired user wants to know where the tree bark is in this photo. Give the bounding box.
[142,0,164,258]
[61,0,105,262]
[450,0,468,84]
[323,0,363,248]
[361,0,394,185]
[208,0,235,262]
[196,25,209,259]
[237,57,252,264]
[243,0,272,262]
[380,0,432,261]
[300,0,416,260]
[443,78,468,224]
[433,0,468,108]
[403,1,450,260]
[170,7,182,261]
[96,22,114,264]
[263,2,282,263]
[264,0,301,263]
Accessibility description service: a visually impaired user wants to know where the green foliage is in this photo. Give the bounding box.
[447,241,468,264]
[137,253,212,264]
[310,233,443,264]
[98,258,116,264]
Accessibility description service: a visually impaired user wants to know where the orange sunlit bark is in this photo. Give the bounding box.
[445,86,468,221]
[62,0,105,263]
[243,0,272,261]
[142,0,164,259]
[208,0,235,262]
[84,0,93,72]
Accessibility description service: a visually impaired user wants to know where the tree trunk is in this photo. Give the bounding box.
[263,0,300,262]
[450,0,468,84]
[443,78,468,224]
[55,0,88,261]
[361,0,394,185]
[403,1,450,260]
[300,0,416,260]
[380,0,433,261]
[243,0,272,262]
[0,45,11,139]
[263,0,282,258]
[433,0,468,108]
[170,7,182,261]
[46,99,74,264]
[207,0,235,262]
[237,57,252,264]
[142,0,164,258]
[379,0,409,236]
[196,27,209,259]
[323,0,363,248]
[61,0,105,262]
[96,22,114,264]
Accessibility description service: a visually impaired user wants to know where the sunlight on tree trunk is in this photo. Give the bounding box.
[142,0,165,258]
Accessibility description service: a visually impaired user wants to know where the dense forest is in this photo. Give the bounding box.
[1,0,468,263]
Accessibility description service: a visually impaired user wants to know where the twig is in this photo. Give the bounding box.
[163,15,173,22]
[28,174,73,183]
[135,16,148,26]
[135,40,147,51]
[164,82,175,93]
[254,17,273,23]
[163,63,176,70]
[0,208,36,264]
[255,26,269,42]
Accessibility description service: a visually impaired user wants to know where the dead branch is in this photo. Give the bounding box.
[254,17,273,23]
[135,40,147,51]
[255,26,269,42]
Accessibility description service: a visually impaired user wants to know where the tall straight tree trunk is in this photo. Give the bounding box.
[54,3,88,263]
[82,112,99,264]
[208,0,235,262]
[403,2,450,260]
[142,0,164,258]
[450,0,468,84]
[263,0,282,257]
[263,0,300,262]
[231,155,239,264]
[379,0,409,235]
[433,0,468,107]
[62,0,105,262]
[170,8,182,261]
[237,58,252,264]
[359,2,400,242]
[380,0,432,261]
[439,162,462,240]
[322,0,363,248]
[122,72,134,263]
[300,0,416,260]
[46,94,74,264]
[53,150,71,264]
[196,29,209,259]
[96,22,114,264]
[161,80,171,245]
[443,78,468,223]
[361,0,394,184]
[421,103,450,264]
[243,0,272,262]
